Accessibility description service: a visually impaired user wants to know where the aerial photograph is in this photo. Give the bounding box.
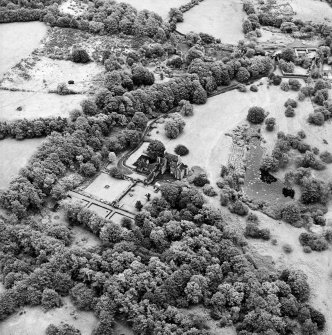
[0,0,332,334]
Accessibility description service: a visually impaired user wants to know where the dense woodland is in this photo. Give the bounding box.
[0,184,326,335]
[0,0,332,334]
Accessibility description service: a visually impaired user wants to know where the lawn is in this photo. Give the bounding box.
[177,0,245,44]
[118,183,160,213]
[84,173,133,203]
[0,138,43,189]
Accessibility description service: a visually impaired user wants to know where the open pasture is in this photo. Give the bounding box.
[0,138,43,189]
[177,0,245,44]
[0,22,47,78]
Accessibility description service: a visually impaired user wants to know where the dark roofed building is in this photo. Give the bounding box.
[134,150,188,183]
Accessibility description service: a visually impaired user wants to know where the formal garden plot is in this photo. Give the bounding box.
[114,0,189,19]
[0,138,43,189]
[0,297,98,335]
[118,184,160,213]
[85,173,133,203]
[177,0,245,44]
[88,203,112,218]
[0,22,47,78]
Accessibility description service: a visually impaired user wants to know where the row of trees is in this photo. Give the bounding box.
[187,55,273,93]
[94,74,208,118]
[0,117,68,140]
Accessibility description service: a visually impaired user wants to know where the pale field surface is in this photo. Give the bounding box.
[1,56,104,93]
[0,90,85,121]
[0,297,98,335]
[289,0,332,24]
[177,0,245,44]
[114,0,189,19]
[71,225,101,249]
[0,22,47,78]
[246,210,332,335]
[85,173,133,203]
[59,0,88,17]
[0,138,43,189]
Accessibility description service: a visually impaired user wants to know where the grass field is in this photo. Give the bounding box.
[177,0,245,44]
[0,91,85,121]
[0,138,43,189]
[0,22,47,78]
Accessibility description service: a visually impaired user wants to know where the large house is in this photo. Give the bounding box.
[133,150,188,184]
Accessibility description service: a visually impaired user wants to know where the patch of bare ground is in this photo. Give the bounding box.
[71,226,101,249]
[59,0,88,17]
[0,297,98,335]
[0,56,104,93]
[37,27,134,62]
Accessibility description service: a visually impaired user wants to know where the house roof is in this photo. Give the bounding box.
[133,154,154,167]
